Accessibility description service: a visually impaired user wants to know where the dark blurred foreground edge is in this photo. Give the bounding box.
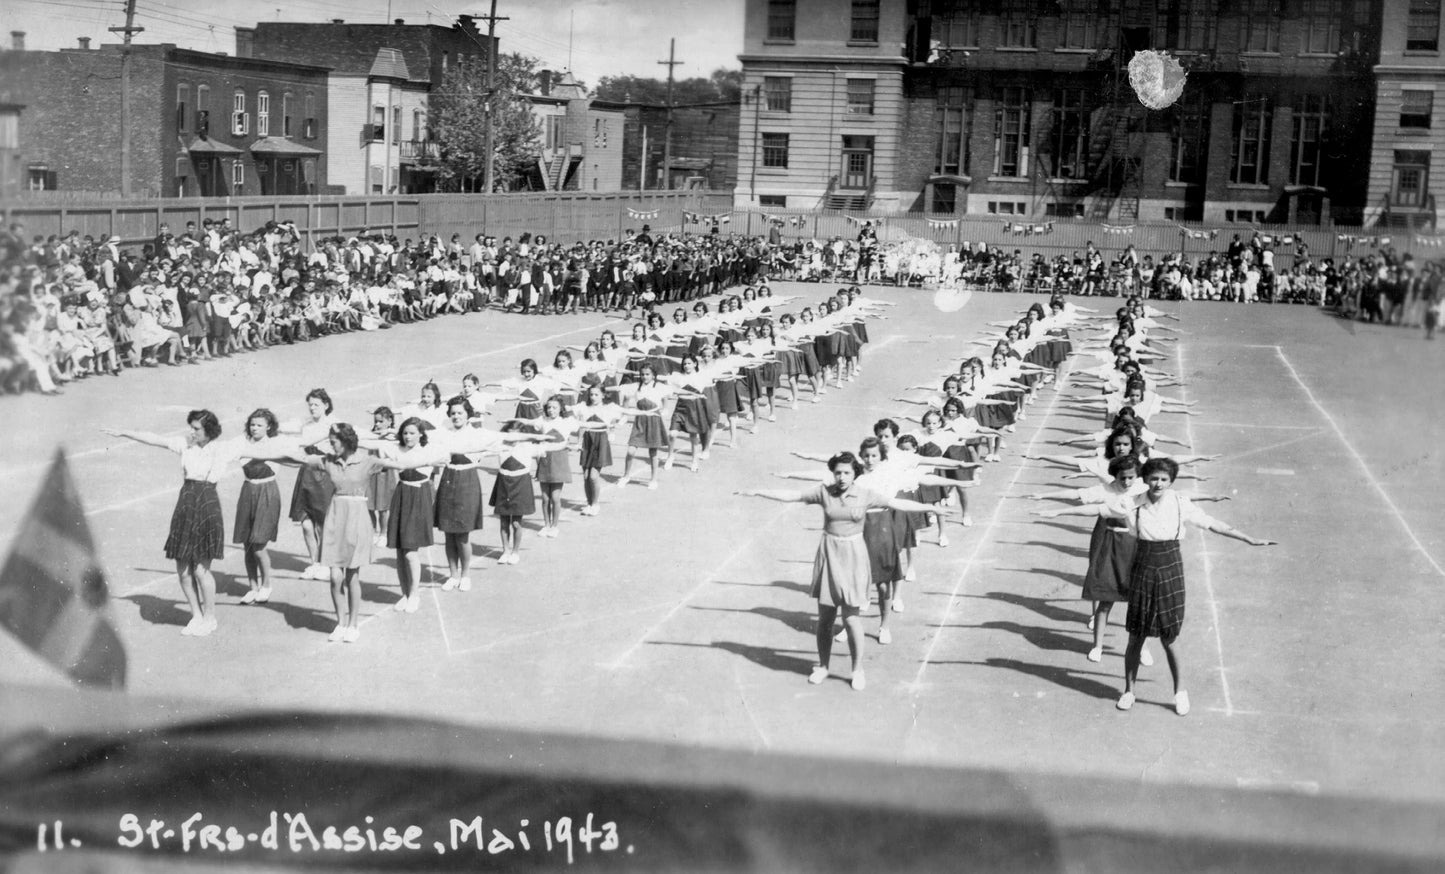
[0,704,1442,874]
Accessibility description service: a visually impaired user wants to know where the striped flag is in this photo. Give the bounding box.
[0,449,126,688]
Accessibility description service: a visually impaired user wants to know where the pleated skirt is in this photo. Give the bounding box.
[1125,539,1186,643]
[490,474,536,516]
[434,467,486,533]
[320,496,372,569]
[1082,519,1136,603]
[628,413,669,449]
[536,447,573,484]
[165,480,225,564]
[580,430,613,470]
[862,510,902,585]
[670,396,713,435]
[387,481,435,550]
[288,465,334,524]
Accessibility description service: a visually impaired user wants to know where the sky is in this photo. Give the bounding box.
[2,0,746,86]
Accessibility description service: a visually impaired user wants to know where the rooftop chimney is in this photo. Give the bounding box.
[10,31,25,51]
[331,19,344,24]
[394,18,405,25]
[78,37,91,50]
[539,69,553,96]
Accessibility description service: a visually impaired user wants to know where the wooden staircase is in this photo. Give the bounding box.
[821,174,874,211]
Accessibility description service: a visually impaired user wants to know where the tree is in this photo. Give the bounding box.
[424,52,542,192]
[592,69,742,106]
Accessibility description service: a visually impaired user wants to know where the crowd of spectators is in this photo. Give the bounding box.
[0,219,773,396]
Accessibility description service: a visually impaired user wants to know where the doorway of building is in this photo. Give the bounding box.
[841,136,874,190]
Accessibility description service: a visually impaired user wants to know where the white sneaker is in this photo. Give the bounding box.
[458,577,472,592]
[441,577,459,591]
[1175,690,1191,716]
[648,480,658,490]
[405,594,420,613]
[240,590,258,605]
[181,616,202,636]
[506,552,519,565]
[194,615,217,637]
[327,624,346,642]
[1140,647,1155,667]
[1087,646,1103,663]
[343,626,360,644]
[834,627,848,643]
[255,585,272,604]
[938,532,950,548]
[808,666,829,685]
[892,593,905,612]
[664,456,675,471]
[690,459,699,473]
[699,450,710,460]
[1116,691,1135,711]
[878,627,892,645]
[962,515,974,528]
[851,670,866,691]
[393,597,408,612]
[903,568,916,583]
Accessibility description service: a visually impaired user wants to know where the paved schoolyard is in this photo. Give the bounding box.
[1,281,1442,809]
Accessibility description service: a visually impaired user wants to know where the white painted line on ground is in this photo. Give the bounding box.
[1255,468,1296,476]
[908,359,1072,692]
[1235,777,1321,795]
[1273,346,1445,579]
[1193,422,1322,430]
[1178,343,1236,717]
[1216,430,1325,465]
[598,502,801,670]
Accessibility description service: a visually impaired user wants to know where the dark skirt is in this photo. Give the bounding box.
[914,444,947,504]
[288,465,334,525]
[434,466,486,532]
[580,430,613,470]
[1082,519,1137,603]
[852,320,870,344]
[537,447,573,484]
[165,480,225,565]
[813,334,837,368]
[233,478,281,545]
[972,401,1016,430]
[796,343,820,377]
[892,492,921,550]
[700,385,721,424]
[741,365,769,400]
[369,466,398,512]
[387,480,435,549]
[773,348,806,377]
[670,396,712,435]
[629,413,669,449]
[714,378,746,414]
[1125,539,1185,643]
[862,510,902,585]
[490,474,536,516]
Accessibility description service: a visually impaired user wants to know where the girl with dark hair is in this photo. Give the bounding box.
[522,395,580,539]
[286,388,336,582]
[618,363,679,489]
[431,396,488,591]
[376,416,435,613]
[737,452,954,691]
[1025,425,1218,484]
[490,430,569,564]
[235,407,283,605]
[487,358,556,433]
[1048,456,1274,714]
[104,409,282,636]
[573,383,625,516]
[400,380,448,430]
[666,354,715,471]
[251,421,447,642]
[367,406,398,548]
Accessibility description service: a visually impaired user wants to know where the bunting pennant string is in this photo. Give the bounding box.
[927,219,960,230]
[1412,235,1445,247]
[843,215,885,226]
[760,213,811,228]
[1176,225,1219,240]
[682,210,734,225]
[1000,221,1055,235]
[1335,233,1390,250]
[1101,223,1136,234]
[626,208,660,220]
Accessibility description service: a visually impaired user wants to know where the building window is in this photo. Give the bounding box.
[1049,88,1089,179]
[846,79,875,115]
[257,91,270,136]
[1160,0,1217,51]
[27,164,57,191]
[303,92,316,139]
[1045,202,1085,218]
[1169,92,1207,184]
[993,86,1032,177]
[1060,2,1096,49]
[932,184,957,214]
[372,105,386,142]
[414,109,426,140]
[1408,0,1441,51]
[1290,95,1329,186]
[987,201,1025,215]
[935,1,980,48]
[196,85,210,135]
[282,93,293,136]
[1401,88,1434,128]
[545,115,564,150]
[392,106,402,143]
[1002,10,1037,48]
[767,0,796,41]
[232,159,244,192]
[1302,0,1343,53]
[1225,209,1268,223]
[1393,150,1431,206]
[936,85,970,175]
[850,0,879,42]
[1230,96,1272,184]
[232,89,248,136]
[763,77,792,112]
[0,109,17,149]
[762,133,790,168]
[176,83,190,133]
[1239,0,1280,52]
[759,194,787,207]
[594,118,608,148]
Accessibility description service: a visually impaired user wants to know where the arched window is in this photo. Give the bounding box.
[232,89,248,136]
[176,83,190,133]
[196,85,211,135]
[282,92,293,136]
[257,90,270,136]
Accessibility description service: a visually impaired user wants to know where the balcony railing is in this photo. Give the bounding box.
[400,140,441,161]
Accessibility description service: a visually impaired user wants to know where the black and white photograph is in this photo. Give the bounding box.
[0,1,1442,870]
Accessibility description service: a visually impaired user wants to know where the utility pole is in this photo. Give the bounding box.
[110,0,143,198]
[476,0,508,193]
[657,38,680,190]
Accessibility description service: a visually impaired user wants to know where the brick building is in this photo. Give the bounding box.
[0,40,328,197]
[522,71,626,192]
[239,18,495,195]
[737,0,1396,226]
[1366,0,1444,228]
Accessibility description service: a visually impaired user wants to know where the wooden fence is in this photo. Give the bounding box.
[1,191,1402,268]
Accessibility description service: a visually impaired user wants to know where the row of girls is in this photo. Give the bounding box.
[1014,296,1276,716]
[738,295,1092,690]
[102,286,891,642]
